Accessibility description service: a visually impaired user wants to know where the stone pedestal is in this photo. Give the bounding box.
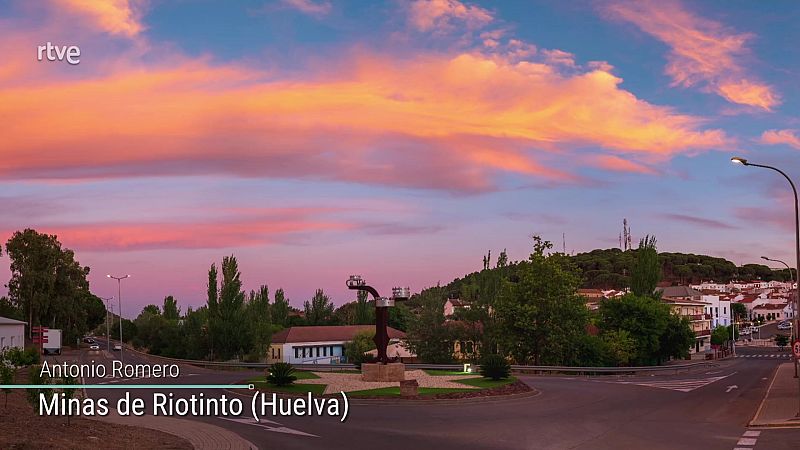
[361,363,405,382]
[399,379,418,397]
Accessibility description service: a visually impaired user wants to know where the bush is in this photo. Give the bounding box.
[26,364,51,414]
[775,334,789,349]
[479,354,511,380]
[267,362,297,386]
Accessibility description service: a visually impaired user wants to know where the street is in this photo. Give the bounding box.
[70,343,800,450]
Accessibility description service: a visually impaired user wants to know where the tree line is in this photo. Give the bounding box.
[404,236,697,366]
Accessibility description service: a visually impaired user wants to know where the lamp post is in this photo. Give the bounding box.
[107,274,130,363]
[732,156,800,416]
[762,255,797,378]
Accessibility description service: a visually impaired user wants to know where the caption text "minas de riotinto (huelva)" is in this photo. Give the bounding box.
[38,392,349,422]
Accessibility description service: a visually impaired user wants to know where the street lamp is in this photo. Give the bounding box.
[732,156,800,416]
[107,274,130,363]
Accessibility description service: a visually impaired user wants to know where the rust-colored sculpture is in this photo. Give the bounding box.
[346,275,409,364]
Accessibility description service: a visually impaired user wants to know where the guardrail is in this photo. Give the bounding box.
[117,344,713,375]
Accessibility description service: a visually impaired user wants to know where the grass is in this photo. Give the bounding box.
[424,369,473,376]
[347,386,474,397]
[455,376,516,389]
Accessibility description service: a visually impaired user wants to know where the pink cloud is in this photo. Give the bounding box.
[407,0,494,33]
[281,0,332,17]
[591,155,657,174]
[760,129,800,150]
[602,0,780,110]
[52,0,146,37]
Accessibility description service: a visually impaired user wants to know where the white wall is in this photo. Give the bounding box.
[0,324,25,352]
[282,341,347,364]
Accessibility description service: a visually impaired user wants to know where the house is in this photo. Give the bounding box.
[752,303,791,322]
[267,325,406,364]
[701,294,731,328]
[657,287,712,355]
[0,316,26,352]
[578,289,605,311]
[444,298,471,318]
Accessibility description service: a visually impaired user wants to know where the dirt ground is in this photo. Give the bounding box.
[0,389,192,449]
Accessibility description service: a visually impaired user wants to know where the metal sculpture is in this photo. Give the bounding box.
[346,275,409,364]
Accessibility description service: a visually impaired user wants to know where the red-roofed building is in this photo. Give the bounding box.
[267,325,406,364]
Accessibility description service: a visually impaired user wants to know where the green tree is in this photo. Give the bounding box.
[245,285,272,362]
[658,314,695,362]
[731,303,747,321]
[404,287,454,363]
[162,296,180,321]
[354,290,373,325]
[6,229,102,343]
[711,325,731,346]
[272,288,289,328]
[630,235,660,297]
[304,289,335,326]
[601,329,636,366]
[599,294,669,366]
[494,237,588,365]
[142,304,160,316]
[214,256,247,360]
[344,330,376,366]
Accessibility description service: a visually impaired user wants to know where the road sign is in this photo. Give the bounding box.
[793,340,800,359]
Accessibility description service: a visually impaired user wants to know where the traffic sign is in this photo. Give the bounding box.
[793,340,800,359]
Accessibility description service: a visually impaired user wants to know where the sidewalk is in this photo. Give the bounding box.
[750,362,800,428]
[96,413,257,449]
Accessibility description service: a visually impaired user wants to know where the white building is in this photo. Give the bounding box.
[691,281,728,293]
[267,325,406,364]
[701,295,731,328]
[0,316,26,353]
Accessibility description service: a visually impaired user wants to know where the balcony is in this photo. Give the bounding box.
[688,313,712,321]
[694,329,711,337]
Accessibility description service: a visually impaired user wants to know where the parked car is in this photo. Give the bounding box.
[777,322,792,330]
[89,344,100,350]
[113,344,122,351]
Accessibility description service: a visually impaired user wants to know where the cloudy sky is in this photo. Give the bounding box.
[1,0,799,315]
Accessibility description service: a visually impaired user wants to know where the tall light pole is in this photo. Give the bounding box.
[732,156,800,416]
[107,274,130,363]
[762,255,797,377]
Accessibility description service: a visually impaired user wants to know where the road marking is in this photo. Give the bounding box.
[216,416,318,437]
[726,385,738,393]
[609,373,735,392]
[737,437,757,446]
[743,430,760,437]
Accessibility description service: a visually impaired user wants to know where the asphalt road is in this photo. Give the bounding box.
[78,343,800,450]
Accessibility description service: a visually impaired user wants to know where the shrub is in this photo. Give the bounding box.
[775,334,789,349]
[26,364,51,414]
[267,362,297,387]
[479,354,511,380]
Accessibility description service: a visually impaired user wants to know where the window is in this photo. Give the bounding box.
[323,346,327,356]
[316,347,320,357]
[277,348,281,359]
[330,346,334,355]
[294,347,299,359]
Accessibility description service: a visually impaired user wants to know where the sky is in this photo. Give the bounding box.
[1,0,799,316]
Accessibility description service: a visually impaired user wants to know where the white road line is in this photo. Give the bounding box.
[216,416,318,437]
[743,430,760,437]
[611,373,735,392]
[737,437,757,446]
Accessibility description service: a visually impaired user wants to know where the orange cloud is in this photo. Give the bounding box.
[0,48,730,190]
[603,0,780,110]
[760,129,800,150]
[407,0,494,33]
[52,0,146,37]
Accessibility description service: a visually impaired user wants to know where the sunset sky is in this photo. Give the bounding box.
[1,0,799,315]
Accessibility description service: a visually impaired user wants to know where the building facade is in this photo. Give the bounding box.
[0,316,26,353]
[267,325,406,364]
